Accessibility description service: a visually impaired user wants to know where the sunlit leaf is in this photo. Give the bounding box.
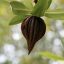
[45,9,64,20]
[22,0,33,10]
[12,9,31,16]
[46,0,52,10]
[9,15,26,25]
[10,1,31,15]
[39,51,64,60]
[32,0,52,17]
[10,1,27,10]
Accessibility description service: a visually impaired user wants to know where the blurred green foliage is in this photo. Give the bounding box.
[0,0,64,64]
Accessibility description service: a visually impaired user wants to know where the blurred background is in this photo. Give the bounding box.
[0,0,64,64]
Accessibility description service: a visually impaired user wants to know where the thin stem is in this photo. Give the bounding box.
[34,0,38,3]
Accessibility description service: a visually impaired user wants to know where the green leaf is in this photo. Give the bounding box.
[12,9,31,16]
[9,15,26,25]
[22,0,33,10]
[46,0,52,10]
[39,51,64,60]
[32,0,52,17]
[45,9,64,20]
[10,1,27,10]
[10,1,31,15]
[10,1,27,9]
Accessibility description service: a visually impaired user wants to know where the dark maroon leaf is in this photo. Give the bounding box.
[21,16,46,54]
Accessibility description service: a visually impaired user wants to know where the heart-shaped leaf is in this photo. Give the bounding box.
[45,9,64,20]
[21,16,46,54]
[32,0,52,17]
[9,15,26,25]
[10,1,31,16]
